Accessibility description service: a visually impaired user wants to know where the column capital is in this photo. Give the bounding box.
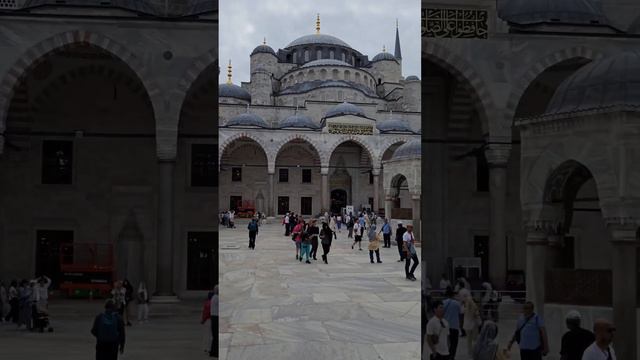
[485,143,512,167]
[372,167,381,176]
[321,167,329,175]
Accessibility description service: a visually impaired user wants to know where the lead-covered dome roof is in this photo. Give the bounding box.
[391,139,421,161]
[499,0,609,25]
[219,83,251,101]
[544,52,640,116]
[324,102,366,119]
[286,34,352,49]
[251,44,276,56]
[405,75,420,81]
[226,113,269,128]
[301,59,353,68]
[377,119,418,134]
[278,115,320,130]
[372,52,397,62]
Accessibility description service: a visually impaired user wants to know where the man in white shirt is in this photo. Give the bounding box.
[33,275,51,310]
[582,318,616,360]
[427,300,450,360]
[403,224,419,281]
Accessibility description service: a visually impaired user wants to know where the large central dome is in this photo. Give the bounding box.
[285,34,352,49]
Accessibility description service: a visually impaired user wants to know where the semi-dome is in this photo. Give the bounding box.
[219,83,251,101]
[301,59,353,68]
[544,52,640,116]
[286,34,351,49]
[251,44,276,56]
[405,75,420,81]
[377,119,418,134]
[225,113,269,128]
[279,115,320,129]
[499,0,609,25]
[372,52,397,62]
[391,139,421,161]
[279,79,377,97]
[324,102,366,118]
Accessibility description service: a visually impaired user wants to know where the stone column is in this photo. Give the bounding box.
[321,167,329,213]
[268,172,275,217]
[384,193,393,220]
[372,167,380,214]
[607,220,637,360]
[525,226,548,318]
[412,194,421,242]
[485,144,511,288]
[155,160,175,297]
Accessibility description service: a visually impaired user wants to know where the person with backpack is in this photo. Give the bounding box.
[508,301,549,360]
[320,222,335,264]
[91,299,125,360]
[247,218,259,250]
[395,223,407,262]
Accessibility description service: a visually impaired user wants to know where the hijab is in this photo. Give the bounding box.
[368,223,377,241]
[473,321,499,360]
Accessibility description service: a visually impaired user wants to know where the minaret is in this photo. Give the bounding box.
[226,60,233,84]
[394,19,402,61]
[316,13,321,34]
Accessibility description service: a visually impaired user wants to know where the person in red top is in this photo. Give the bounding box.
[292,218,305,261]
[200,291,214,353]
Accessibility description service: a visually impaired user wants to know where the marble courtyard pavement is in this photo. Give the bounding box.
[220,220,422,360]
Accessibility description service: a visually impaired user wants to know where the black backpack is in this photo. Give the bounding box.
[97,312,120,343]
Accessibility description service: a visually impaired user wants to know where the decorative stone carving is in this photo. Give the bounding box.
[327,123,374,135]
[422,8,488,39]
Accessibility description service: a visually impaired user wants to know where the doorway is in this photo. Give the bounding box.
[36,230,74,289]
[186,232,217,290]
[229,196,241,212]
[330,189,347,214]
[474,235,489,281]
[278,196,290,215]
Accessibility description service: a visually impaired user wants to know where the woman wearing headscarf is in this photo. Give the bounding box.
[473,321,499,360]
[307,219,320,261]
[137,282,149,323]
[367,223,382,263]
[320,222,335,264]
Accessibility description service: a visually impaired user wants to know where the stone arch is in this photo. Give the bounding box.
[0,29,161,154]
[325,135,377,168]
[379,137,410,168]
[273,134,323,165]
[218,132,271,170]
[176,48,216,120]
[504,46,606,124]
[423,41,494,135]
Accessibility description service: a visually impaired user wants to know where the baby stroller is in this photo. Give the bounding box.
[32,304,53,333]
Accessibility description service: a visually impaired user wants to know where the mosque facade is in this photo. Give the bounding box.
[218,16,422,238]
[423,0,640,357]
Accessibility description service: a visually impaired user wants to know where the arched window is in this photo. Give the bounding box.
[293,51,297,63]
[355,72,361,83]
[304,49,309,62]
[378,78,382,85]
[297,72,304,83]
[332,69,339,80]
[344,70,351,81]
[341,52,346,62]
[316,48,322,60]
[330,50,335,59]
[308,70,315,80]
[320,69,327,80]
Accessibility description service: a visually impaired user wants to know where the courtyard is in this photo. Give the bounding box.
[219,219,421,360]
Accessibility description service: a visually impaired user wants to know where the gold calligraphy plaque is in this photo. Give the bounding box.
[328,123,373,135]
[422,8,488,39]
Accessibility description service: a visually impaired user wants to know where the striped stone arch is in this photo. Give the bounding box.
[273,133,324,164]
[175,48,216,120]
[379,136,412,167]
[503,46,606,124]
[424,41,494,135]
[0,30,161,154]
[218,131,270,169]
[324,135,378,168]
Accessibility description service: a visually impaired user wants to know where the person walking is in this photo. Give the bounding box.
[91,299,125,360]
[581,318,616,360]
[5,280,18,323]
[299,220,312,264]
[284,212,291,236]
[381,218,392,248]
[347,215,354,239]
[209,285,219,358]
[307,219,320,260]
[247,218,259,249]
[560,310,594,360]
[329,216,337,237]
[33,275,51,311]
[472,321,500,360]
[292,218,305,260]
[122,279,134,326]
[17,279,33,330]
[368,224,382,263]
[200,291,214,353]
[111,281,127,323]
[443,289,462,359]
[403,224,419,281]
[427,300,450,360]
[508,301,549,360]
[136,282,149,323]
[336,214,342,233]
[352,220,363,250]
[395,222,407,262]
[464,296,482,358]
[320,222,335,264]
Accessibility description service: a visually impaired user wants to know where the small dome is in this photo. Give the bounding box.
[372,52,397,62]
[545,52,640,116]
[279,115,320,129]
[405,75,420,81]
[286,34,352,49]
[324,102,366,118]
[226,113,269,128]
[391,139,421,161]
[301,59,353,68]
[377,119,418,134]
[219,83,251,101]
[251,44,276,56]
[499,0,609,25]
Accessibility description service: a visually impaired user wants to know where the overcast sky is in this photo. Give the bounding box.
[219,0,421,85]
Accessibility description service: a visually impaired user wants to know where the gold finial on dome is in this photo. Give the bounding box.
[316,13,320,34]
[263,37,267,45]
[226,59,232,84]
[382,45,386,53]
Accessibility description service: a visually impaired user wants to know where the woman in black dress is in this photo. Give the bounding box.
[320,222,336,264]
